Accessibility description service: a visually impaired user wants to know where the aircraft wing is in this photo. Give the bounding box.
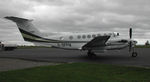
[82,36,110,50]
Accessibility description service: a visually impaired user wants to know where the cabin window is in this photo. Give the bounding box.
[92,34,96,38]
[108,33,112,36]
[77,35,81,39]
[104,33,107,36]
[87,35,91,38]
[82,35,86,39]
[97,34,101,36]
[69,36,73,40]
[117,33,119,36]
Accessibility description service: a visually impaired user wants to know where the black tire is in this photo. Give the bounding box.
[132,52,138,57]
[87,51,96,58]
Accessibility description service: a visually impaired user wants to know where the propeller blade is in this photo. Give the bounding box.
[129,28,133,52]
[129,28,132,39]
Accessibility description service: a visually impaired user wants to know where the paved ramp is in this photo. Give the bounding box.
[0,48,150,69]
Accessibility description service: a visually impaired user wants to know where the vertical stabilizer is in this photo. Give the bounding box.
[5,16,43,41]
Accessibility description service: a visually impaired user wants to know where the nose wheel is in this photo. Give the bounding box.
[131,52,138,57]
[130,46,138,57]
[130,47,138,57]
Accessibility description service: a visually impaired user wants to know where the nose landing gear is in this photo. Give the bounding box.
[131,52,138,57]
[128,28,138,57]
[130,46,138,57]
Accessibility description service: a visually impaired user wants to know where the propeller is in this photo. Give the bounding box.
[128,28,138,57]
[129,28,132,39]
[129,28,133,52]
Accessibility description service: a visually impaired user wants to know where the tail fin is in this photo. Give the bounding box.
[5,16,43,41]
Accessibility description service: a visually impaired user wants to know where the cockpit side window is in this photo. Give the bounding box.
[117,33,119,36]
[113,32,119,37]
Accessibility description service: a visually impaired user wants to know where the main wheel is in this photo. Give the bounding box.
[132,52,138,57]
[87,51,96,58]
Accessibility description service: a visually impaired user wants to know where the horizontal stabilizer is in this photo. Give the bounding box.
[5,16,32,23]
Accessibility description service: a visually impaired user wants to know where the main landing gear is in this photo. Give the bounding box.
[87,50,96,58]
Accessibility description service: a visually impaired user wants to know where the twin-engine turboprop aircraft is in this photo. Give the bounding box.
[5,16,138,57]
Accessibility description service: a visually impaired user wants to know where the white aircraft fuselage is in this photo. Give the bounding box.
[4,16,137,57]
[35,32,129,51]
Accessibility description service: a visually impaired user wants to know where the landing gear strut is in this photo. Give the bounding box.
[131,47,138,57]
[87,50,96,58]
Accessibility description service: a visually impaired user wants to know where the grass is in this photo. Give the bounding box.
[0,63,150,82]
[135,45,150,48]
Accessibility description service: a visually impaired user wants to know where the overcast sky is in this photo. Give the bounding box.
[0,0,150,45]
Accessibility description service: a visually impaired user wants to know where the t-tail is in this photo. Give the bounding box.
[4,16,46,42]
